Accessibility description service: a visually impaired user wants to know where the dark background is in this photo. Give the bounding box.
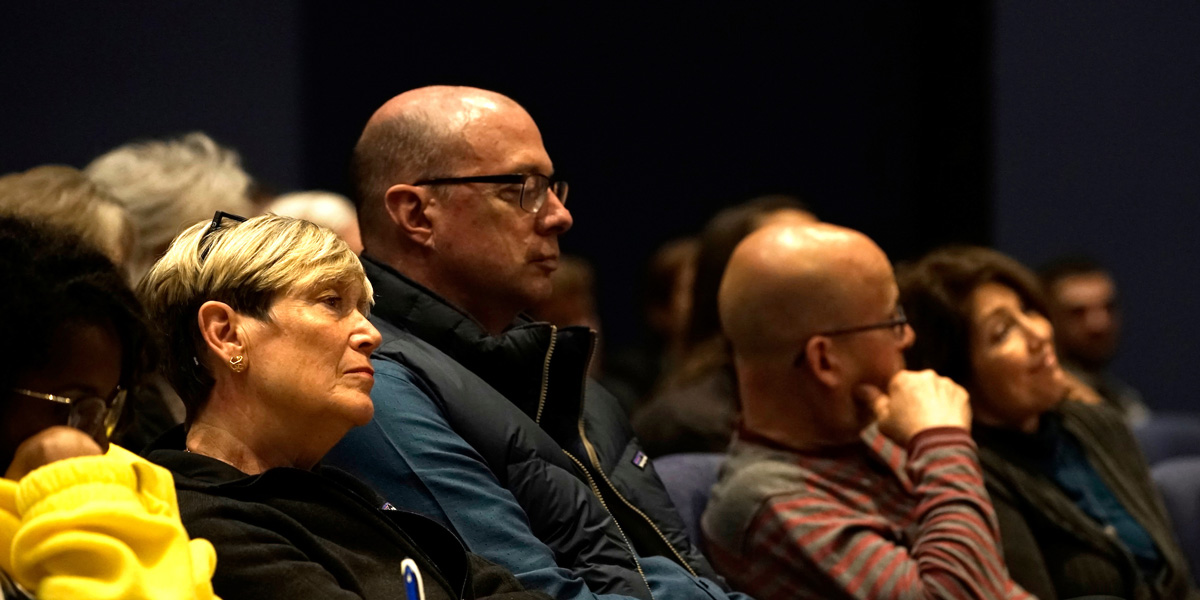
[2,2,1196,411]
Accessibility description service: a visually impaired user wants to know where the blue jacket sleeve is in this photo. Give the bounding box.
[324,359,635,600]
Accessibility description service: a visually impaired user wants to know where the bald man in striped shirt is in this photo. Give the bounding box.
[702,223,1032,600]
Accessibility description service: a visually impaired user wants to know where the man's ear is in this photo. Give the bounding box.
[197,301,247,368]
[804,336,842,388]
[383,184,434,247]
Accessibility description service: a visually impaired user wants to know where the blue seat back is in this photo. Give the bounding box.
[652,452,725,547]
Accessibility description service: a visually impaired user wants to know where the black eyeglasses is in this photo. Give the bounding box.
[198,211,248,262]
[817,306,909,339]
[11,387,127,450]
[413,173,568,213]
[795,307,909,364]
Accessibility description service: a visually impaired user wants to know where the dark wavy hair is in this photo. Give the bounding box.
[897,245,1047,388]
[0,216,151,399]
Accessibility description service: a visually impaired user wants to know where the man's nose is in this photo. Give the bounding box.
[538,189,572,235]
[898,323,916,350]
[1083,307,1112,333]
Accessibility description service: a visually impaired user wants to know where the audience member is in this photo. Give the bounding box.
[702,223,1031,600]
[85,132,256,282]
[324,85,743,600]
[632,196,815,457]
[605,236,699,409]
[0,165,134,267]
[138,213,546,600]
[901,245,1195,600]
[528,254,608,380]
[0,216,217,600]
[528,254,601,334]
[265,190,363,254]
[1041,256,1150,425]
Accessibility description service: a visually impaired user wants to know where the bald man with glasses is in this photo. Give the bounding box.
[324,86,749,600]
[701,223,1032,600]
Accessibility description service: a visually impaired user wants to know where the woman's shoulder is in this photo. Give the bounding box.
[1056,400,1140,451]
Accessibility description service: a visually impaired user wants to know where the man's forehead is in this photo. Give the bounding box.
[1055,274,1115,304]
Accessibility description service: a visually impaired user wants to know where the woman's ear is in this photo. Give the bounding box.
[196,301,246,367]
[384,184,434,247]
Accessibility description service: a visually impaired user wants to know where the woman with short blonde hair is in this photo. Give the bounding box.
[139,212,543,600]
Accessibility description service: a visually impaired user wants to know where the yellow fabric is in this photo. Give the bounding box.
[0,444,219,599]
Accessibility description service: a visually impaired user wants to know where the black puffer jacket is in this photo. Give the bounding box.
[357,257,728,598]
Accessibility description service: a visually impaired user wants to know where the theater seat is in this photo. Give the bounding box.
[1151,457,1200,581]
[1133,413,1200,465]
[652,452,725,546]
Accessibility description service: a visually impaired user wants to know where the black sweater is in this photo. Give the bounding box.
[147,428,548,600]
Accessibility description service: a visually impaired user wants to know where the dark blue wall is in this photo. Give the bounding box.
[0,3,993,352]
[993,2,1200,411]
[0,2,303,192]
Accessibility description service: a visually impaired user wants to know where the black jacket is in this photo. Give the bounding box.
[354,257,727,598]
[146,428,546,600]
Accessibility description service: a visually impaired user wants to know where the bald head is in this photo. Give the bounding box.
[719,223,893,359]
[351,86,529,246]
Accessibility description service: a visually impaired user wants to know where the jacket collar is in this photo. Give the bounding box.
[361,255,594,434]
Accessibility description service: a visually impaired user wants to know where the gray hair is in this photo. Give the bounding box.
[86,132,255,281]
[0,165,135,268]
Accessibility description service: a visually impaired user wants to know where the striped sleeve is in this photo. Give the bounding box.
[737,427,1032,600]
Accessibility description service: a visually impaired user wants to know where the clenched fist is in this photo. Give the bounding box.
[857,369,971,446]
[4,426,104,481]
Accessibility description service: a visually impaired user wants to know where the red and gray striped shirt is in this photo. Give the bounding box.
[701,426,1032,600]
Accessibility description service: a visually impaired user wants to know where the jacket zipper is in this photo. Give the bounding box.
[534,324,557,425]
[563,449,655,600]
[574,333,700,579]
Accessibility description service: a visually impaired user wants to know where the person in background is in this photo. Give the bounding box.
[633,196,815,457]
[327,85,743,600]
[702,223,1030,600]
[0,216,218,600]
[1040,256,1150,426]
[86,132,257,446]
[901,245,1194,600]
[85,132,257,282]
[265,190,363,254]
[139,213,545,600]
[604,236,699,413]
[0,165,134,268]
[0,165,180,451]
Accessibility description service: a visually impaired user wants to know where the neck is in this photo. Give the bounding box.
[974,409,1041,434]
[373,251,518,336]
[186,389,326,474]
[738,364,862,452]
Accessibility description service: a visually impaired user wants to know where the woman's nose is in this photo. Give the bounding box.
[353,313,382,353]
[1019,314,1052,350]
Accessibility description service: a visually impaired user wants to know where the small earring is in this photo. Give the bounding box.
[229,355,246,373]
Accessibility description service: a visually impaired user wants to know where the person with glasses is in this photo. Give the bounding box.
[701,223,1033,600]
[0,216,218,599]
[899,246,1197,600]
[324,85,745,600]
[138,213,546,600]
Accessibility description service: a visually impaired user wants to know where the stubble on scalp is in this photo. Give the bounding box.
[719,223,890,360]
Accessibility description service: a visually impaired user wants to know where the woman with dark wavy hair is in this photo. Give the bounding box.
[899,245,1195,600]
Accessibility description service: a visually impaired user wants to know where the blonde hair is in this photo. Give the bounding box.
[0,165,135,266]
[86,132,255,281]
[138,214,372,419]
